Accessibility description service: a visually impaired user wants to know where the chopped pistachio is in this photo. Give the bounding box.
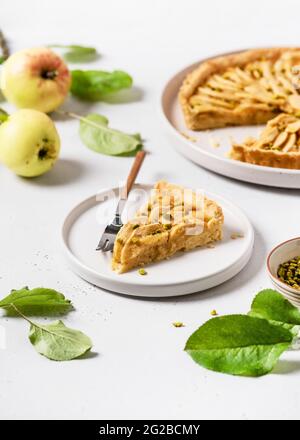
[277,256,300,290]
[131,237,140,245]
[172,322,184,328]
[152,230,162,235]
[138,268,147,276]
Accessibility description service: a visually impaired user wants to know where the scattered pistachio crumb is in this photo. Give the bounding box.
[210,310,218,316]
[138,268,147,276]
[172,322,184,328]
[231,233,244,240]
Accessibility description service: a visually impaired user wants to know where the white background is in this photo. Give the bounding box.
[1,0,300,420]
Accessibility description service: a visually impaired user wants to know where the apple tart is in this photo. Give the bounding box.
[229,113,300,169]
[180,48,300,130]
[112,181,224,273]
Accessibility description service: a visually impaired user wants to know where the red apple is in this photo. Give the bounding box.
[0,47,71,113]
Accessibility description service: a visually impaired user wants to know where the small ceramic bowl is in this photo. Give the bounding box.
[267,237,300,305]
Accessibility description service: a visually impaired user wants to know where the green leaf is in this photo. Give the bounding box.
[0,56,4,64]
[49,44,98,63]
[71,70,132,101]
[29,319,92,361]
[79,113,142,156]
[0,287,72,315]
[0,107,8,123]
[185,315,293,377]
[249,289,300,326]
[249,289,300,339]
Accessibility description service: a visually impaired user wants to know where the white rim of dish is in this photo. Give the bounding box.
[158,51,300,177]
[267,236,300,295]
[270,278,300,298]
[61,183,254,289]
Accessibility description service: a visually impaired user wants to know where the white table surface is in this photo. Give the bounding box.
[1,0,300,421]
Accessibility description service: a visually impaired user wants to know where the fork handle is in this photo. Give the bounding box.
[120,150,146,200]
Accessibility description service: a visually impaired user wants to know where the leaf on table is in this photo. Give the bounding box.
[79,113,143,156]
[249,289,300,333]
[249,289,300,340]
[29,319,93,361]
[0,287,72,316]
[70,70,132,101]
[49,44,98,63]
[185,314,293,377]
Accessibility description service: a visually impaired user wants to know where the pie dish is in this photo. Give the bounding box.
[112,181,224,273]
[179,48,300,130]
[229,113,300,169]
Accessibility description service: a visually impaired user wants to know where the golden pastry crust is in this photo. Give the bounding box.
[179,48,300,130]
[229,113,300,169]
[112,181,224,273]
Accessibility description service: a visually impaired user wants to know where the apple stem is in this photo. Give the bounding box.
[41,70,58,80]
[0,30,9,60]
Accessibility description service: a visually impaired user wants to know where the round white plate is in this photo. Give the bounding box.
[160,55,300,188]
[62,184,254,297]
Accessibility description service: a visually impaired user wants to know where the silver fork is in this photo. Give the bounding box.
[96,151,146,252]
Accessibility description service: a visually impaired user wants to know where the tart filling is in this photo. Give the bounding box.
[179,48,300,130]
[112,181,224,273]
[229,113,300,169]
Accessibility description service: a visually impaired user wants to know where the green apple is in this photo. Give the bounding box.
[0,109,60,177]
[0,47,71,113]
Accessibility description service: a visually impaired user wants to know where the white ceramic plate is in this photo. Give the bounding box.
[62,184,254,297]
[160,54,300,188]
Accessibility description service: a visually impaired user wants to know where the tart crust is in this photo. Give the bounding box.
[112,181,224,273]
[179,48,300,130]
[229,113,300,169]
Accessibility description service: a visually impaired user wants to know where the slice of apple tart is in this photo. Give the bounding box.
[180,48,300,130]
[112,181,224,273]
[229,113,300,169]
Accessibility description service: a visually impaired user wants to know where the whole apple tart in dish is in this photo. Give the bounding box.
[112,181,224,273]
[179,48,300,130]
[229,113,300,169]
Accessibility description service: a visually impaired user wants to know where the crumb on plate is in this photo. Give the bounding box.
[208,136,220,148]
[138,268,147,275]
[206,243,215,249]
[172,322,185,328]
[180,131,197,143]
[231,233,244,240]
